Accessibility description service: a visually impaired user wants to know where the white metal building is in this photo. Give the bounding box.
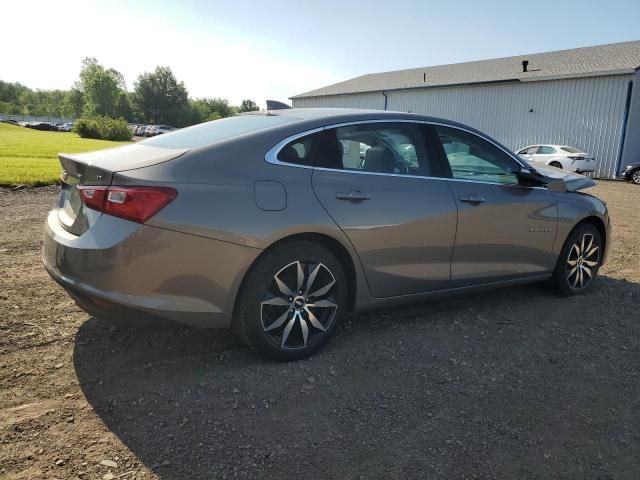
[291,41,640,178]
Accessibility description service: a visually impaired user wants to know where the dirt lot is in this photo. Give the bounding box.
[1,182,639,479]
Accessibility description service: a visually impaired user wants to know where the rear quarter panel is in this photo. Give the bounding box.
[111,132,373,308]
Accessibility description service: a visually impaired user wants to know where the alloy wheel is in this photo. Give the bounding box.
[632,169,640,185]
[566,233,600,289]
[260,261,338,350]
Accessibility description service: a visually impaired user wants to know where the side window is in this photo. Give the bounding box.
[520,146,538,155]
[277,133,315,166]
[333,123,430,176]
[537,145,556,154]
[434,126,520,185]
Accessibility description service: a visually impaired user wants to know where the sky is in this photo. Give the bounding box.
[1,0,639,107]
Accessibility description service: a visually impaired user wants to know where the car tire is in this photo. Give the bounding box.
[631,168,640,185]
[550,223,602,296]
[549,161,563,169]
[234,241,348,361]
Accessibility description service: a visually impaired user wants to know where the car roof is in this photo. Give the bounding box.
[241,107,480,132]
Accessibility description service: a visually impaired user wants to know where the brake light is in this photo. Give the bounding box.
[79,186,177,223]
[568,156,585,160]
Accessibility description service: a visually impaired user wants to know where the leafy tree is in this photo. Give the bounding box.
[240,99,259,112]
[133,66,189,126]
[61,89,85,118]
[75,57,126,118]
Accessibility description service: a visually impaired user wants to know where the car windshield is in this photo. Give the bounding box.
[560,146,583,153]
[141,114,295,149]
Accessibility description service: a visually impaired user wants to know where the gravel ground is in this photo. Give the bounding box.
[1,182,639,479]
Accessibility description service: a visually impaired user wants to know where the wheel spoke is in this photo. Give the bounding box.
[567,259,578,266]
[304,307,327,331]
[300,317,309,347]
[308,299,337,309]
[261,296,290,306]
[296,261,304,292]
[568,265,578,278]
[569,244,580,260]
[582,265,592,278]
[578,267,584,288]
[583,259,598,267]
[584,235,594,255]
[585,246,599,259]
[580,236,586,256]
[305,264,321,294]
[274,275,294,297]
[280,315,297,348]
[310,279,335,297]
[264,309,290,332]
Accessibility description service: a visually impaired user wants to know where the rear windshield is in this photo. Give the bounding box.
[560,146,582,153]
[141,115,294,149]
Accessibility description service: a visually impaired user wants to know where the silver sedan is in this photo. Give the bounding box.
[43,109,610,360]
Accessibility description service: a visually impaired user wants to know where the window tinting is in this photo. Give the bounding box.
[141,115,294,149]
[334,123,430,176]
[519,146,538,155]
[537,145,557,154]
[560,146,582,153]
[277,133,316,166]
[434,126,519,185]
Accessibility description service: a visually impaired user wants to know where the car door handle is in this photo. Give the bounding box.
[459,194,486,205]
[336,190,371,201]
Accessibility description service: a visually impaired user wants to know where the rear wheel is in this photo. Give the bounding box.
[550,223,602,296]
[549,161,563,169]
[631,168,640,185]
[234,242,347,361]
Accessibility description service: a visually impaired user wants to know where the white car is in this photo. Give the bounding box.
[516,145,596,174]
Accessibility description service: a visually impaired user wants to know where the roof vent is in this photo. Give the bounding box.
[522,60,529,73]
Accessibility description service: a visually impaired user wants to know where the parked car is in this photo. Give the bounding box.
[143,125,156,137]
[58,123,73,132]
[43,109,609,361]
[516,144,595,174]
[0,119,19,125]
[28,122,56,131]
[154,125,176,135]
[620,161,640,185]
[134,125,147,136]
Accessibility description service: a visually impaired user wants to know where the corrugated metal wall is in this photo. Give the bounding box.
[292,74,633,178]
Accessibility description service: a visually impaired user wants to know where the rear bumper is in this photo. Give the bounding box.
[570,160,595,173]
[43,210,260,328]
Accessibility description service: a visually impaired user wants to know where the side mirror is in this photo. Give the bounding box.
[517,166,566,191]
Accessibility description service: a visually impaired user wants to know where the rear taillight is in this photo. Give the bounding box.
[79,186,177,223]
[568,156,585,160]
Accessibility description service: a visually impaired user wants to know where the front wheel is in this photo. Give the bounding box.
[234,242,348,361]
[550,223,602,296]
[631,168,640,185]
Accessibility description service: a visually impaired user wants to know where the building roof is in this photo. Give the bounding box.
[291,41,640,99]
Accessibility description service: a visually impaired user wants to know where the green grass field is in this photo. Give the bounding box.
[0,123,131,186]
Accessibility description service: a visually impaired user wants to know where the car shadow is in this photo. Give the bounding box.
[74,275,640,479]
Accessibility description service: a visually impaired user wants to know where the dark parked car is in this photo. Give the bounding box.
[28,122,56,131]
[620,162,640,185]
[43,109,610,360]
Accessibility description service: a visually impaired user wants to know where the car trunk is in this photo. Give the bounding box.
[57,143,188,235]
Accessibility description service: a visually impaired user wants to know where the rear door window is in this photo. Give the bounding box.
[332,122,432,176]
[537,145,557,154]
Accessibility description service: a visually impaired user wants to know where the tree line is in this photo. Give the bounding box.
[0,57,259,127]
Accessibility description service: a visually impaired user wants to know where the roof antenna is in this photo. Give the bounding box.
[522,60,529,73]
